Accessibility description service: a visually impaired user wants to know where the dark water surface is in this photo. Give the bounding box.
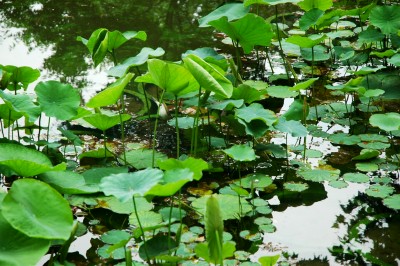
[1,1,399,265]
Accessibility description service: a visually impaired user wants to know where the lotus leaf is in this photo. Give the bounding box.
[282,99,308,121]
[195,241,236,263]
[101,230,131,245]
[124,148,167,169]
[0,91,41,122]
[298,0,333,11]
[356,162,379,172]
[208,13,274,54]
[274,117,307,137]
[329,180,349,189]
[146,168,194,196]
[283,182,309,192]
[299,8,324,31]
[198,3,249,27]
[1,179,73,240]
[235,103,277,125]
[35,80,81,120]
[343,172,370,183]
[0,65,40,90]
[365,184,394,198]
[86,73,134,108]
[369,112,400,132]
[383,194,400,210]
[157,157,208,181]
[328,133,361,145]
[286,34,327,48]
[0,213,50,266]
[100,168,164,202]
[39,170,99,194]
[0,143,65,177]
[236,173,273,188]
[369,5,400,35]
[83,113,131,131]
[244,0,300,6]
[358,27,385,43]
[267,86,298,98]
[139,235,178,260]
[259,254,280,266]
[223,144,256,162]
[297,168,340,182]
[129,211,163,229]
[352,149,380,161]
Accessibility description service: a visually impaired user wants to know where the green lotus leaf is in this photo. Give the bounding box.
[231,84,265,104]
[383,194,400,210]
[0,104,23,128]
[157,157,208,181]
[343,172,370,183]
[167,117,196,129]
[124,148,167,169]
[86,73,134,108]
[198,3,249,27]
[0,65,40,91]
[183,54,233,98]
[369,5,400,35]
[388,53,400,67]
[82,167,128,186]
[0,91,41,122]
[223,144,257,162]
[0,213,50,266]
[146,168,194,196]
[235,103,277,125]
[2,179,73,240]
[274,117,307,137]
[108,47,165,77]
[329,180,349,189]
[301,45,330,61]
[107,30,147,51]
[83,113,131,131]
[365,184,394,198]
[101,229,131,245]
[299,8,324,31]
[79,148,114,159]
[328,133,361,145]
[369,112,400,132]
[286,34,327,48]
[192,194,252,220]
[100,168,164,202]
[208,13,274,54]
[139,235,178,261]
[137,59,199,96]
[267,86,298,98]
[159,207,187,223]
[282,99,309,121]
[0,143,65,177]
[129,210,163,229]
[298,0,332,11]
[362,89,385,98]
[356,162,379,172]
[259,254,280,266]
[35,80,81,120]
[284,182,309,192]
[235,173,273,188]
[297,168,340,182]
[352,149,380,161]
[358,27,385,43]
[39,170,99,194]
[208,99,244,111]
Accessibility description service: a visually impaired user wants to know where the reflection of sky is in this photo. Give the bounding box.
[255,183,368,264]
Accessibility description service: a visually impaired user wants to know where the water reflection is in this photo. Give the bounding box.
[0,0,219,87]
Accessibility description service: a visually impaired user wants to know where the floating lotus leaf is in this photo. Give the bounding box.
[259,254,280,266]
[79,148,114,159]
[35,81,81,120]
[356,162,379,172]
[329,180,349,189]
[159,207,187,222]
[369,112,400,132]
[129,211,163,229]
[352,149,380,161]
[301,45,330,61]
[124,148,167,169]
[139,235,178,260]
[284,182,309,192]
[358,141,390,150]
[297,168,340,182]
[369,5,400,35]
[192,194,252,220]
[0,143,65,177]
[0,213,50,266]
[223,144,257,162]
[383,194,400,210]
[208,13,274,54]
[365,184,394,198]
[198,3,249,27]
[83,113,131,131]
[358,27,385,43]
[267,86,298,98]
[100,168,164,202]
[255,205,272,214]
[2,179,73,240]
[235,173,273,188]
[235,103,277,125]
[343,172,370,183]
[328,133,360,145]
[86,73,134,108]
[101,230,131,245]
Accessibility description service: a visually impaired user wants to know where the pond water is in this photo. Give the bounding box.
[1,1,399,266]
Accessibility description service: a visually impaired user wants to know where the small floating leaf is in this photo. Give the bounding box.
[297,168,340,182]
[369,112,400,132]
[223,144,256,162]
[365,184,394,198]
[329,180,349,189]
[283,182,309,192]
[343,173,370,183]
[124,149,167,169]
[236,173,273,188]
[356,162,379,172]
[83,113,131,131]
[383,194,400,210]
[352,149,380,161]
